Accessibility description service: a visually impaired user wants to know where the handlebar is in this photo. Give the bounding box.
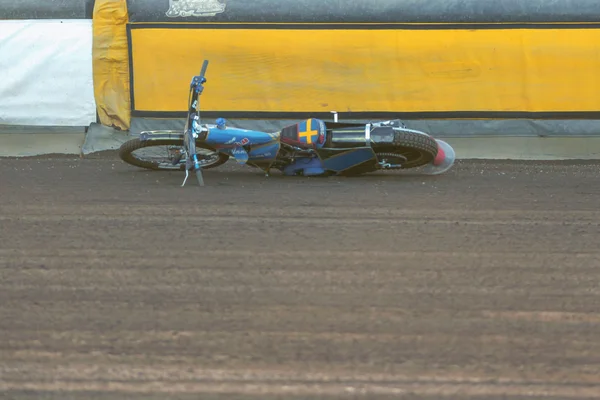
[190,59,209,94]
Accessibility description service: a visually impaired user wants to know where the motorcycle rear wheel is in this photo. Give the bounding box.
[385,129,439,169]
[118,137,229,171]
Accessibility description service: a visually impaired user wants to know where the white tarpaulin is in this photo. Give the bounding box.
[0,19,96,126]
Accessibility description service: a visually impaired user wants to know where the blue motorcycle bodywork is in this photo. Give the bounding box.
[204,125,281,165]
[202,121,335,176]
[198,118,388,176]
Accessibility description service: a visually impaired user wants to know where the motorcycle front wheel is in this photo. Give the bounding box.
[118,137,229,171]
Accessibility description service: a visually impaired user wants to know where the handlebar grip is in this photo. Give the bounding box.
[199,60,209,79]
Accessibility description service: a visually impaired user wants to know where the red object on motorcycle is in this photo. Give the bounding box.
[434,143,446,166]
[419,139,456,176]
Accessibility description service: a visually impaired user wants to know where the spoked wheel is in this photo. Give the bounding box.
[383,129,439,169]
[118,137,229,171]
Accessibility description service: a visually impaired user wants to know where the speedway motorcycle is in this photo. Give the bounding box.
[118,60,456,186]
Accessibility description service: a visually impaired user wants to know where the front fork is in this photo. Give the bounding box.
[181,117,205,187]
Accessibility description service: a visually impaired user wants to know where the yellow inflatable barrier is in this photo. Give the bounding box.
[92,0,131,130]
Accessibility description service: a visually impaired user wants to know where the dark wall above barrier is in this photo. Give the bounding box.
[127,0,600,23]
[0,0,95,19]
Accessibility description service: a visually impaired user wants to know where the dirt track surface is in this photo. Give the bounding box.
[1,153,600,399]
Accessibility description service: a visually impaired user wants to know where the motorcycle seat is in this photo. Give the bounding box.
[280,118,327,149]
